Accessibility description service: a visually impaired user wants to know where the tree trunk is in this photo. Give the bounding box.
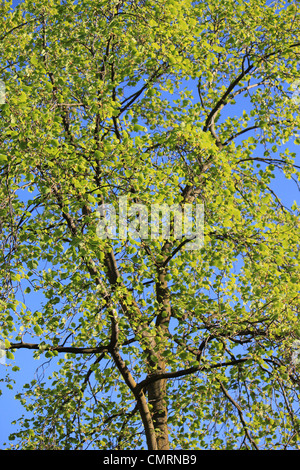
[147,374,169,450]
[146,265,172,450]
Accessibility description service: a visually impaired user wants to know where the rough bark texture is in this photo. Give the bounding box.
[145,265,172,450]
[147,374,169,450]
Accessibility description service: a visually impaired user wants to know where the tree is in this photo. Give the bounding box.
[0,0,300,450]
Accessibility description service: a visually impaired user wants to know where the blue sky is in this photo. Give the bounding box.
[0,0,299,449]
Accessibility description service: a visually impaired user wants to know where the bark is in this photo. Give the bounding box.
[145,265,172,450]
[110,345,158,450]
[147,373,169,450]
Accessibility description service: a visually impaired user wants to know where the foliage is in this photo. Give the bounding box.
[0,0,299,450]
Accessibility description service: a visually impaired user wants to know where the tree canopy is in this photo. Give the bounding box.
[0,0,300,450]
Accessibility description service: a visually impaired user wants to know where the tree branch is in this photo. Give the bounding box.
[218,379,260,450]
[203,63,255,133]
[7,341,109,355]
[137,356,252,391]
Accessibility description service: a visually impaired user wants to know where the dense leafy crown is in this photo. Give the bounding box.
[0,0,299,450]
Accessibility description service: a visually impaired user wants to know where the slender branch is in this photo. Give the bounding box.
[0,20,33,41]
[137,356,252,391]
[8,341,109,355]
[218,379,260,450]
[118,65,167,116]
[203,63,255,133]
[161,237,196,268]
[223,125,259,146]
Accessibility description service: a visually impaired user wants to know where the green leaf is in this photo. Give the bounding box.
[33,325,43,336]
[6,351,14,360]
